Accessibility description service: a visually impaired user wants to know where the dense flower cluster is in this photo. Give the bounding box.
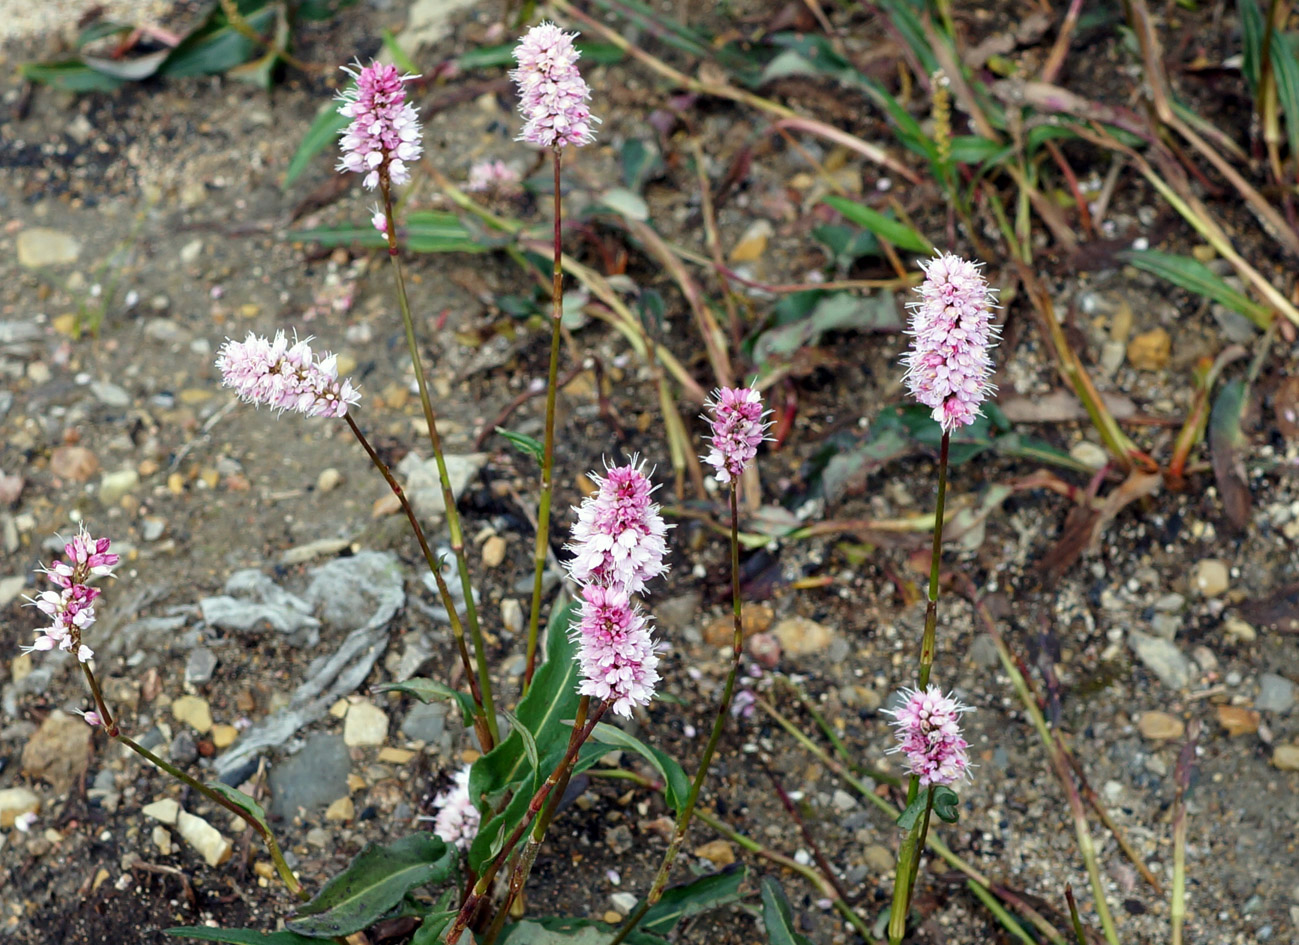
[883,686,973,787]
[430,765,480,851]
[564,459,669,594]
[901,253,999,433]
[22,524,119,663]
[216,331,360,419]
[702,386,770,483]
[336,60,423,190]
[465,159,522,194]
[511,22,598,149]
[571,585,660,717]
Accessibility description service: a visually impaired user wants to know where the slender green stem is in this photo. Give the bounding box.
[80,662,306,902]
[444,699,607,944]
[380,181,498,745]
[524,148,566,695]
[756,695,901,790]
[917,431,950,689]
[345,414,493,751]
[609,485,748,945]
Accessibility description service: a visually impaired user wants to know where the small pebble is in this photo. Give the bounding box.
[317,468,343,493]
[693,839,735,867]
[343,701,389,747]
[482,535,507,568]
[1272,745,1299,771]
[1137,710,1184,741]
[1192,559,1230,597]
[1217,705,1260,736]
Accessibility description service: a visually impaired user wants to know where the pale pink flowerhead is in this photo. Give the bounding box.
[511,22,599,149]
[464,159,522,195]
[430,765,480,851]
[882,685,973,787]
[216,330,360,419]
[336,60,424,190]
[22,525,116,664]
[571,584,659,717]
[702,386,771,483]
[564,457,670,594]
[901,253,999,433]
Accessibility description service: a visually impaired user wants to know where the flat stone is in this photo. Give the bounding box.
[610,892,638,914]
[703,604,773,647]
[482,535,507,568]
[864,843,894,872]
[211,724,239,749]
[1127,327,1171,370]
[98,468,140,506]
[21,710,92,792]
[17,228,81,268]
[268,733,350,821]
[324,796,355,822]
[91,382,131,407]
[692,839,735,867]
[378,747,415,764]
[152,825,173,855]
[185,648,218,686]
[1217,705,1260,736]
[317,468,343,493]
[303,551,404,631]
[1192,559,1230,598]
[1128,630,1192,689]
[176,810,232,866]
[142,798,180,825]
[1256,673,1296,714]
[0,787,40,828]
[500,598,523,634]
[772,616,834,657]
[401,702,447,744]
[0,575,26,609]
[1272,744,1299,771]
[396,452,488,520]
[172,695,213,734]
[1137,710,1184,741]
[1223,616,1257,643]
[169,731,198,765]
[343,701,389,747]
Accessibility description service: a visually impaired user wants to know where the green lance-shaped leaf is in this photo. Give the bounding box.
[203,781,271,834]
[586,722,691,814]
[822,195,935,254]
[1121,249,1271,328]
[640,866,749,934]
[285,833,455,937]
[166,929,320,945]
[374,678,477,729]
[759,876,816,945]
[283,100,349,189]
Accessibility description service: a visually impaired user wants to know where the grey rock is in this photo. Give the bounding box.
[185,647,218,686]
[966,634,999,669]
[1150,612,1182,640]
[401,702,447,744]
[392,632,434,681]
[268,733,351,822]
[99,468,139,506]
[141,517,166,542]
[303,551,404,630]
[200,569,320,643]
[136,726,167,752]
[397,452,487,521]
[1128,630,1193,689]
[1256,673,1296,714]
[91,382,130,407]
[168,731,198,766]
[144,318,188,343]
[656,592,703,633]
[17,228,81,268]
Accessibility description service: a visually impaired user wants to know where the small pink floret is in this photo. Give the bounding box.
[882,685,973,787]
[901,253,999,434]
[702,386,771,483]
[511,22,599,149]
[571,584,659,717]
[216,330,360,419]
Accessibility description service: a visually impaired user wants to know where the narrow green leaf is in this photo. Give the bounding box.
[504,709,541,787]
[641,867,748,933]
[1238,0,1264,89]
[457,44,516,70]
[1121,249,1270,327]
[822,195,934,253]
[374,678,477,728]
[159,6,277,78]
[166,929,319,945]
[286,211,487,254]
[496,427,544,463]
[283,101,349,189]
[286,833,454,937]
[759,877,815,945]
[1269,30,1299,167]
[754,291,901,368]
[204,782,270,834]
[588,723,690,814]
[381,29,419,73]
[19,59,125,92]
[1209,377,1252,530]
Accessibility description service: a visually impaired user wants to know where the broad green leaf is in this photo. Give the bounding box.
[896,791,928,830]
[621,139,662,192]
[19,60,125,92]
[1121,249,1270,327]
[374,678,477,728]
[166,930,318,945]
[640,867,749,933]
[588,723,690,813]
[282,101,349,189]
[203,782,270,834]
[759,877,815,945]
[822,196,934,254]
[408,889,457,945]
[496,427,544,463]
[286,833,455,937]
[286,211,488,254]
[753,291,901,367]
[159,6,278,79]
[470,775,532,871]
[498,917,667,945]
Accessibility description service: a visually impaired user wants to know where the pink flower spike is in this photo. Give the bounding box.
[429,765,480,851]
[511,22,599,149]
[882,685,973,787]
[901,253,1000,434]
[571,584,660,717]
[216,330,360,419]
[702,386,771,483]
[465,159,522,195]
[336,60,424,190]
[564,457,670,594]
